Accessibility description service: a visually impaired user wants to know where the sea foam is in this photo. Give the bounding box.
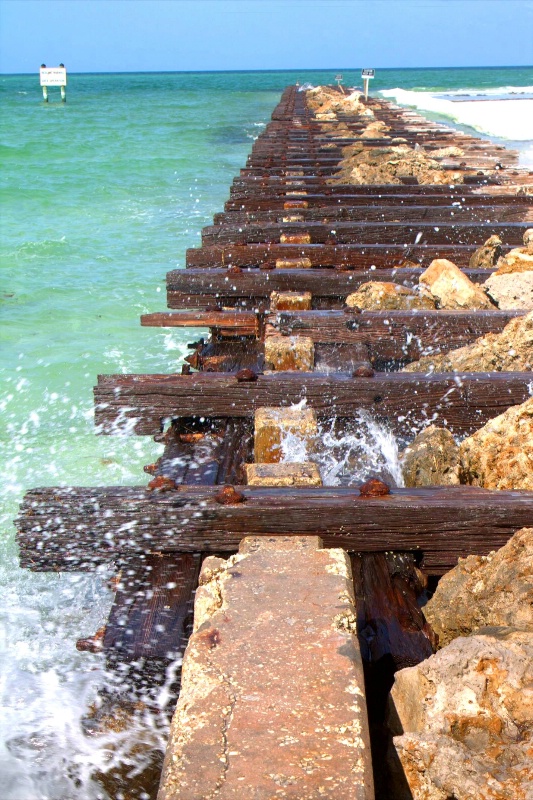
[380,87,533,141]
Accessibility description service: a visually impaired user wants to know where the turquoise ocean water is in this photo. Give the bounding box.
[1,68,532,798]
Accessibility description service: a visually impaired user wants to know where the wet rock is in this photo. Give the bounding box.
[424,527,533,648]
[360,120,390,138]
[419,259,495,309]
[401,426,460,487]
[483,271,533,309]
[345,281,435,310]
[387,628,533,800]
[495,228,533,273]
[264,334,314,371]
[459,396,533,490]
[402,310,533,372]
[468,234,503,269]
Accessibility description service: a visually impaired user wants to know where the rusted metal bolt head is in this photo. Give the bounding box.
[259,263,275,271]
[343,303,362,314]
[181,364,192,375]
[148,476,177,492]
[353,364,375,378]
[359,477,391,497]
[214,485,246,505]
[143,463,158,475]
[227,265,242,274]
[236,368,258,382]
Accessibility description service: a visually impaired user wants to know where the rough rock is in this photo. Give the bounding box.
[387,628,533,800]
[360,120,390,138]
[459,396,533,490]
[246,461,323,486]
[158,536,374,800]
[483,271,533,309]
[419,259,495,309]
[468,234,503,269]
[264,334,314,371]
[346,281,435,310]
[424,527,533,647]
[401,426,460,487]
[306,86,372,119]
[328,143,464,186]
[402,310,533,372]
[494,228,533,274]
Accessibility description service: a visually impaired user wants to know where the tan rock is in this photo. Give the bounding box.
[402,311,533,372]
[459,396,533,490]
[494,249,533,275]
[254,406,318,463]
[468,234,503,270]
[346,281,435,311]
[328,143,464,186]
[424,527,533,648]
[419,259,495,309]
[280,233,311,244]
[401,426,460,487]
[270,290,312,311]
[246,461,322,486]
[275,257,312,269]
[159,536,374,800]
[264,334,314,371]
[387,628,533,800]
[483,271,533,309]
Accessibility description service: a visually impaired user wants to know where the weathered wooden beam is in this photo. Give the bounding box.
[166,267,493,310]
[17,485,533,574]
[93,371,532,436]
[201,221,526,246]
[141,310,259,336]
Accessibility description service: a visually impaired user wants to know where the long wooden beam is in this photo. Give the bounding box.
[93,371,532,436]
[17,485,533,575]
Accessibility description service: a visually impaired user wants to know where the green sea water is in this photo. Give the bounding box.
[1,68,532,798]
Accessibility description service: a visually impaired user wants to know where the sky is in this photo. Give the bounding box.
[0,0,532,74]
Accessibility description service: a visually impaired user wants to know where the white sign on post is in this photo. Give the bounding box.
[361,69,375,79]
[40,67,67,87]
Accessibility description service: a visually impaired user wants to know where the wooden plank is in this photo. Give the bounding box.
[141,310,258,335]
[93,371,532,436]
[201,221,526,246]
[17,485,533,574]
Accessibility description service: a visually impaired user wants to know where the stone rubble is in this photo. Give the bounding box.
[345,281,435,311]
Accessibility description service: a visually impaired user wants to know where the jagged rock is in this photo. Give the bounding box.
[484,272,533,309]
[306,86,371,119]
[402,311,533,372]
[419,259,495,309]
[424,527,533,648]
[360,120,390,138]
[387,628,533,800]
[459,396,533,490]
[328,144,464,186]
[401,426,460,487]
[345,281,435,310]
[468,234,503,269]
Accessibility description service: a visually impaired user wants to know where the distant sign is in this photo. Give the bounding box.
[361,69,375,78]
[40,67,67,87]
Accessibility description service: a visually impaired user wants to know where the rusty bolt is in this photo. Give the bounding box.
[259,263,275,271]
[214,485,246,505]
[148,476,177,492]
[359,477,391,497]
[353,364,375,378]
[143,463,158,475]
[236,368,258,382]
[227,265,242,274]
[181,364,192,375]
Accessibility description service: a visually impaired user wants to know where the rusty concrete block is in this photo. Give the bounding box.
[275,257,312,269]
[270,290,312,311]
[158,536,373,800]
[280,233,312,244]
[264,334,314,371]
[254,406,318,463]
[246,461,322,486]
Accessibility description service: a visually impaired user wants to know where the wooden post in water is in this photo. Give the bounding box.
[39,63,67,102]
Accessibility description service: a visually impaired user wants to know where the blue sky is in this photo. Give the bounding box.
[1,0,532,74]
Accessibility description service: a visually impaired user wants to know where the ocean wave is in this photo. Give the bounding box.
[380,87,533,141]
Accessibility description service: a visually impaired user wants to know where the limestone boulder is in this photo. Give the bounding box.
[402,310,533,372]
[401,426,460,487]
[459,396,533,490]
[387,628,533,800]
[468,234,503,269]
[328,144,464,186]
[483,271,533,309]
[419,259,495,309]
[345,281,435,310]
[424,527,533,647]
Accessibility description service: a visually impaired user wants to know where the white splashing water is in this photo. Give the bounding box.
[280,407,404,488]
